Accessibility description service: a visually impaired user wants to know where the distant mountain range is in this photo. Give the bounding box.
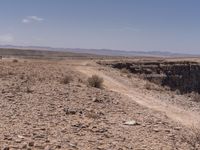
[0,45,197,57]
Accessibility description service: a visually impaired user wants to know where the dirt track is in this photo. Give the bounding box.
[76,61,200,128]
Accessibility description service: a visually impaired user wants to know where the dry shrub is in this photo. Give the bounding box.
[144,81,163,91]
[121,68,129,74]
[127,74,132,78]
[88,75,103,88]
[190,92,200,102]
[144,81,156,90]
[61,75,73,84]
[181,127,200,150]
[175,89,181,95]
[77,78,84,83]
[26,86,33,93]
[164,86,171,91]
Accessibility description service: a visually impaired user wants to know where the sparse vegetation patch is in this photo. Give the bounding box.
[61,75,73,84]
[88,75,103,88]
[189,92,200,102]
[121,68,129,74]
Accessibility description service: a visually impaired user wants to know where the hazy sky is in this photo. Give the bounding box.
[0,0,200,54]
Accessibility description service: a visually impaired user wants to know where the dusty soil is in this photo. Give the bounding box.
[0,58,200,150]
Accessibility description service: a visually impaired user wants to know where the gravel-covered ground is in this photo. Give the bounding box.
[0,59,198,150]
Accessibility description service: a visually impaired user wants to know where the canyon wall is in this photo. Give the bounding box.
[104,61,200,94]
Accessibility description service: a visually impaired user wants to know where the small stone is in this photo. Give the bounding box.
[153,128,160,132]
[174,127,181,130]
[63,108,77,115]
[34,144,45,149]
[168,134,175,138]
[21,143,27,149]
[93,97,103,103]
[96,128,108,133]
[68,143,77,148]
[97,146,104,150]
[44,146,52,150]
[34,134,45,139]
[15,138,22,143]
[142,124,146,127]
[165,129,171,133]
[6,93,14,98]
[55,145,61,148]
[123,120,139,126]
[40,128,46,131]
[17,135,25,139]
[3,147,9,150]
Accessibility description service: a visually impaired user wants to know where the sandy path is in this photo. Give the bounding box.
[75,63,200,128]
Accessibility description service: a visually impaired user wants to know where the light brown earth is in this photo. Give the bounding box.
[1,58,200,150]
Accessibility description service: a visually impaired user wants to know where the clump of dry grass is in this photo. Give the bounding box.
[121,68,129,74]
[144,81,156,90]
[144,81,164,91]
[88,75,103,88]
[189,92,200,102]
[145,82,152,90]
[26,86,33,93]
[61,75,73,84]
[127,74,132,78]
[175,89,181,95]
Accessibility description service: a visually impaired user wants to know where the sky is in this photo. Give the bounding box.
[0,0,200,54]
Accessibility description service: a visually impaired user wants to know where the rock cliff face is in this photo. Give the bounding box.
[106,61,200,94]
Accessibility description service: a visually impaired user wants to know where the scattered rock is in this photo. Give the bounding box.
[123,120,139,126]
[34,143,45,149]
[3,147,9,150]
[17,135,25,139]
[15,138,22,143]
[4,135,12,141]
[165,129,171,133]
[153,128,160,132]
[93,97,103,103]
[21,143,27,149]
[174,127,181,130]
[63,107,77,115]
[68,142,78,148]
[28,141,34,147]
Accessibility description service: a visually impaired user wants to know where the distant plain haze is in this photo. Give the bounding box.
[0,0,200,54]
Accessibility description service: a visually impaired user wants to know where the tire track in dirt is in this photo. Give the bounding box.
[75,63,200,128]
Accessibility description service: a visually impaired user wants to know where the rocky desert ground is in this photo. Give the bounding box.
[1,54,200,150]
